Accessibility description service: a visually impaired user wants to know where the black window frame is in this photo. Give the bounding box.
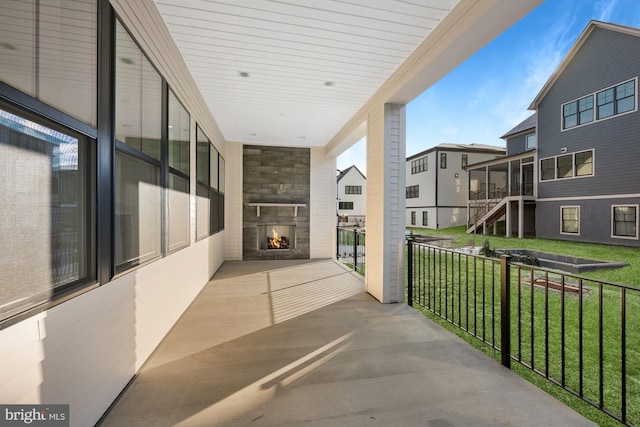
[339,201,354,210]
[344,185,362,195]
[406,185,419,199]
[411,156,428,174]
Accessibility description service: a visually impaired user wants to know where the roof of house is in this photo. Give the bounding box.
[337,165,366,182]
[406,143,505,161]
[529,20,640,109]
[500,113,536,139]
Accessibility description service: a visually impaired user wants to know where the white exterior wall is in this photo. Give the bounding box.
[0,2,228,426]
[337,168,366,218]
[0,236,225,427]
[310,147,338,258]
[406,148,504,229]
[224,143,243,260]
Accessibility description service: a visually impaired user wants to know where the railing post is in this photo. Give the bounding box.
[500,255,512,368]
[353,229,358,272]
[336,226,340,259]
[407,237,414,306]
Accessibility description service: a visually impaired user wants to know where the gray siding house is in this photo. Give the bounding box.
[468,20,640,247]
[532,21,640,246]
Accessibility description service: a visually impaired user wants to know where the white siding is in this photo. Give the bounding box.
[310,148,337,258]
[224,143,243,260]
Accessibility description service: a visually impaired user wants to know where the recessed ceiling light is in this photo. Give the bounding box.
[0,42,16,50]
[324,81,335,87]
[238,71,250,78]
[119,57,135,65]
[299,136,306,140]
[249,133,257,136]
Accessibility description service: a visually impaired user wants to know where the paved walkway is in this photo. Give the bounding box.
[99,260,594,426]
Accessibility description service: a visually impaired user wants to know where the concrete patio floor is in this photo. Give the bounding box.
[99,259,595,426]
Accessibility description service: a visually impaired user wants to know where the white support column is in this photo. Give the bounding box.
[365,103,406,303]
[518,199,524,238]
[505,200,512,238]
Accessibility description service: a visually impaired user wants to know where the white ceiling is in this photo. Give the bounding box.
[154,0,459,147]
[153,0,542,151]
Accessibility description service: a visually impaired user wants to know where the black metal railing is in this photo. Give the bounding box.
[336,227,365,275]
[407,241,639,427]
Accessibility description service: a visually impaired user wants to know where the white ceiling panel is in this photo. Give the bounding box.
[154,0,460,147]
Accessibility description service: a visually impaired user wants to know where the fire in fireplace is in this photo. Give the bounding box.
[268,229,289,249]
[258,224,296,251]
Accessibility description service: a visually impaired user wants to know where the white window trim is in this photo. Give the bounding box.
[560,77,638,132]
[611,204,639,240]
[539,149,595,182]
[526,133,537,149]
[560,205,580,235]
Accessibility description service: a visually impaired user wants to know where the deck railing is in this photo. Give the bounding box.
[407,240,639,426]
[336,227,365,275]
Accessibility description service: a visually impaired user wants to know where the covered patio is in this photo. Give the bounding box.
[100,260,593,426]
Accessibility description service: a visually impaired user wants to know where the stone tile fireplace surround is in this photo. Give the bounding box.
[243,145,310,260]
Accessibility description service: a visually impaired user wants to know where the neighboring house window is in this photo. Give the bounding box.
[411,156,427,174]
[406,185,419,198]
[575,150,593,176]
[461,154,468,168]
[422,211,428,226]
[540,158,555,181]
[540,150,594,181]
[339,202,353,210]
[411,211,416,225]
[561,206,580,235]
[526,133,537,149]
[612,205,638,239]
[345,185,362,194]
[440,153,447,168]
[562,78,636,130]
[597,80,635,119]
[556,154,573,179]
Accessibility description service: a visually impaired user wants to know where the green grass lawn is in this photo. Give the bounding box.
[406,226,640,427]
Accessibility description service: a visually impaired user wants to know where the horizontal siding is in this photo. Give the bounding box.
[536,198,640,247]
[538,28,640,198]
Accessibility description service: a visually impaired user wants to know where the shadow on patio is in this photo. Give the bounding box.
[99,259,594,426]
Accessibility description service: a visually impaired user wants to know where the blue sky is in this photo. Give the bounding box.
[337,0,640,175]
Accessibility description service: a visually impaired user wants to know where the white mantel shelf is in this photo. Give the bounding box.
[248,203,306,217]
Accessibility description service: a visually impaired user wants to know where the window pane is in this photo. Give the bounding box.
[115,20,161,160]
[0,104,93,320]
[210,145,219,190]
[575,151,593,176]
[219,155,225,194]
[196,184,209,240]
[562,207,579,234]
[168,173,190,252]
[0,1,36,95]
[526,134,536,149]
[557,154,573,178]
[114,152,161,272]
[614,206,636,237]
[196,126,210,185]
[597,88,614,119]
[39,0,97,126]
[540,158,555,180]
[616,80,635,113]
[168,90,190,175]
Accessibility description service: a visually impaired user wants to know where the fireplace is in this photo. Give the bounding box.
[257,225,296,251]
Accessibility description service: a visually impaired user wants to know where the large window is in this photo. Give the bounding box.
[0,0,97,125]
[612,205,638,239]
[561,206,580,235]
[562,78,636,130]
[339,202,353,210]
[0,101,94,321]
[345,185,362,194]
[411,156,427,174]
[540,150,594,181]
[167,90,190,253]
[406,185,419,199]
[196,125,224,239]
[114,20,162,273]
